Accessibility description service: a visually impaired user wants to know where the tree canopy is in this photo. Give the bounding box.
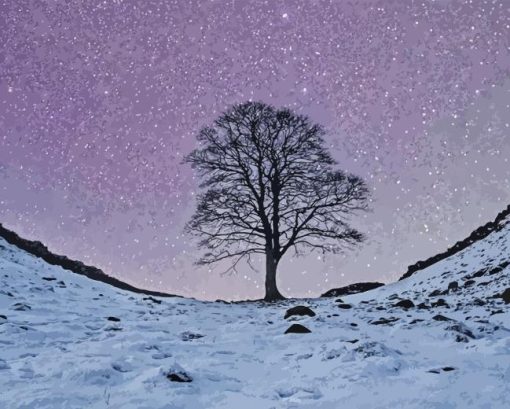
[185,101,370,300]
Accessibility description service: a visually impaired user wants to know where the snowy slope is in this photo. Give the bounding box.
[1,214,509,408]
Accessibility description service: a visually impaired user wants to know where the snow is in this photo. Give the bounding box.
[0,215,509,408]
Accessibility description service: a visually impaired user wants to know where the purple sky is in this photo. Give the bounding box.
[1,0,509,300]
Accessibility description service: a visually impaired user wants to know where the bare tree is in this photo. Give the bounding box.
[184,102,370,301]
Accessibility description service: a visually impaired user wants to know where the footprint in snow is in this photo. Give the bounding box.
[276,386,322,401]
[11,302,31,311]
[111,358,135,373]
[152,352,172,360]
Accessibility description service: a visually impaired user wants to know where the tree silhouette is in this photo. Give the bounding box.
[185,102,370,301]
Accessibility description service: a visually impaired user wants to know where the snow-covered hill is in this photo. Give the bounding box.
[0,211,509,408]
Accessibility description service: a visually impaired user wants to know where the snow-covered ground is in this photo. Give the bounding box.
[0,215,509,408]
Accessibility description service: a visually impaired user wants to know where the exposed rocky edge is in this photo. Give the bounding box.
[0,223,175,298]
[400,204,510,280]
[321,282,384,297]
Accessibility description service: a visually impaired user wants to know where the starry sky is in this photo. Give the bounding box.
[1,0,509,300]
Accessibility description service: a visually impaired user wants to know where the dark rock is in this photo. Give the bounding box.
[284,305,316,320]
[334,298,344,303]
[447,281,459,292]
[472,269,487,278]
[181,331,205,341]
[107,316,121,322]
[417,303,430,310]
[429,289,443,297]
[409,318,424,324]
[350,323,358,327]
[394,299,415,309]
[501,288,510,304]
[433,314,453,322]
[337,303,352,309]
[143,296,162,304]
[371,317,399,325]
[166,371,192,383]
[428,369,441,374]
[105,326,122,331]
[487,266,503,276]
[464,279,475,287]
[11,303,31,311]
[442,367,456,372]
[375,306,386,310]
[284,323,311,334]
[112,362,132,373]
[42,277,57,281]
[473,298,486,306]
[321,282,384,297]
[432,299,449,308]
[499,260,510,269]
[345,339,359,344]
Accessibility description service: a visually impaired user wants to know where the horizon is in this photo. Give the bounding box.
[2,200,509,302]
[1,0,509,300]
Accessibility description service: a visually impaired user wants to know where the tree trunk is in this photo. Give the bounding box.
[264,252,284,301]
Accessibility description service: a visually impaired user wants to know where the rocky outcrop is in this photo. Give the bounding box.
[400,205,510,280]
[0,223,175,298]
[321,282,384,297]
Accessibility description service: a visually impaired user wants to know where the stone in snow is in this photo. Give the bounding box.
[284,324,311,334]
[337,303,352,309]
[501,288,510,304]
[448,281,459,292]
[394,299,415,309]
[284,305,316,319]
